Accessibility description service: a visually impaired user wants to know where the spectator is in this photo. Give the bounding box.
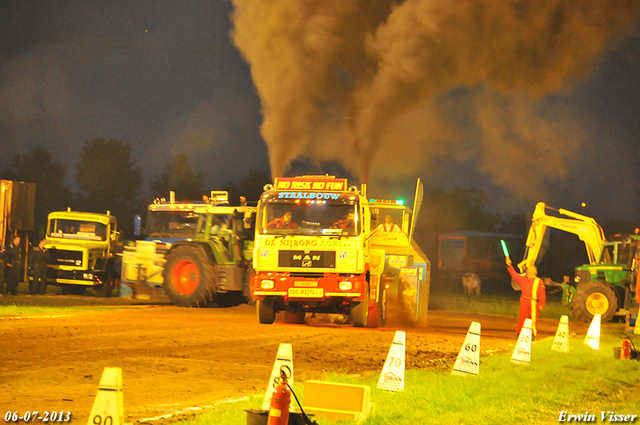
[30,239,48,295]
[5,235,22,296]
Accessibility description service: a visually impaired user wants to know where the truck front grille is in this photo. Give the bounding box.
[278,250,336,269]
[48,249,83,267]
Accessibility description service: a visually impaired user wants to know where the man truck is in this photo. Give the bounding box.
[251,176,430,327]
[45,209,121,296]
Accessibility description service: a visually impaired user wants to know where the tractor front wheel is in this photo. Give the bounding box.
[571,281,618,323]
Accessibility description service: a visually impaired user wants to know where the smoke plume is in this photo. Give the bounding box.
[230,0,639,197]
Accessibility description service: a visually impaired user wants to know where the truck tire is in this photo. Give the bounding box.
[571,281,618,323]
[351,285,370,328]
[282,311,305,324]
[96,274,115,297]
[163,245,217,307]
[96,265,118,297]
[367,280,386,328]
[243,267,256,306]
[257,298,276,324]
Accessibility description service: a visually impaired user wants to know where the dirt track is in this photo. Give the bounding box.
[0,296,592,424]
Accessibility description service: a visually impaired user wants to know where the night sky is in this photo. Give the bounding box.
[1,1,639,223]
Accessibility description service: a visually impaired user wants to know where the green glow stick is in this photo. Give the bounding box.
[500,239,510,257]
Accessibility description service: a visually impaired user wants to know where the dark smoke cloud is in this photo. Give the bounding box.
[231,0,639,199]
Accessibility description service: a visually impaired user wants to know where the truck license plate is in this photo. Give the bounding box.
[288,288,324,298]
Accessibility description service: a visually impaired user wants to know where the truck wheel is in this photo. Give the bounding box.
[367,281,386,328]
[351,285,370,328]
[96,275,114,297]
[282,311,305,324]
[163,245,217,307]
[243,267,256,306]
[571,281,618,323]
[257,298,276,324]
[96,268,118,298]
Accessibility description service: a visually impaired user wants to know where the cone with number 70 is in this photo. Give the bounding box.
[377,330,405,392]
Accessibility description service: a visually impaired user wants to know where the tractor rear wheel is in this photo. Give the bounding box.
[571,281,618,323]
[163,245,217,307]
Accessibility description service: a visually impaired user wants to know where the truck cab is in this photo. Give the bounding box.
[252,176,430,327]
[45,210,121,296]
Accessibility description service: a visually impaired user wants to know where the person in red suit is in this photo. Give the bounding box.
[506,257,546,337]
[267,211,298,229]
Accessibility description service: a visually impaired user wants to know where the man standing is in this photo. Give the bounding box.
[6,235,22,295]
[506,257,546,337]
[31,239,48,295]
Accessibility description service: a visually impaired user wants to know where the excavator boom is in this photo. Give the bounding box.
[518,202,606,274]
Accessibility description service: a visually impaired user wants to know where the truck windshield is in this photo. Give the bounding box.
[258,194,360,236]
[48,219,107,241]
[146,210,199,239]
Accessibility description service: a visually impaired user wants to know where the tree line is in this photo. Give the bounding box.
[0,138,271,239]
[2,138,633,254]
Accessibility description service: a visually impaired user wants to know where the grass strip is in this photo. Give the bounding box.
[171,329,640,425]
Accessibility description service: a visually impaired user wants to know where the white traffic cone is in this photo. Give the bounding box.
[377,330,405,392]
[87,367,124,425]
[262,343,295,412]
[552,315,569,353]
[452,322,481,376]
[511,318,533,365]
[584,314,601,350]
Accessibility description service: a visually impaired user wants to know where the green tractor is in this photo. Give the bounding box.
[568,234,640,323]
[127,191,256,307]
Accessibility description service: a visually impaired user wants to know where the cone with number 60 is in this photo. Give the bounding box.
[452,322,481,376]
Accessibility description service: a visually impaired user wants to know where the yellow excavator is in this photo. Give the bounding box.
[519,202,639,323]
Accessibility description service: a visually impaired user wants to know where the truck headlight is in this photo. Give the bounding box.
[83,273,94,280]
[574,276,580,283]
[260,279,275,289]
[339,281,352,291]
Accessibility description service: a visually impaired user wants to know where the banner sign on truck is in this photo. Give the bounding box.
[274,177,347,192]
